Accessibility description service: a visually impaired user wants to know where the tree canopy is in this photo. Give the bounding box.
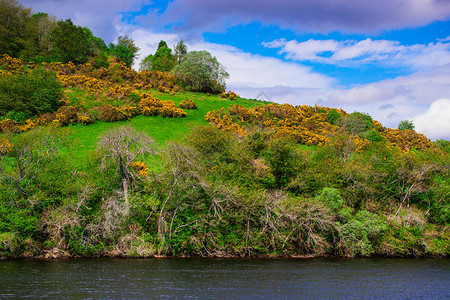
[173,50,229,93]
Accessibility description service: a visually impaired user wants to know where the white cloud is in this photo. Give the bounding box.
[130,28,334,91]
[264,38,450,70]
[125,26,450,140]
[412,98,450,140]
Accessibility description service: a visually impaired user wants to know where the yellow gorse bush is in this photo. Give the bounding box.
[0,137,12,155]
[130,161,149,177]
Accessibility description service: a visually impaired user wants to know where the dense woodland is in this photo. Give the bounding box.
[0,0,448,258]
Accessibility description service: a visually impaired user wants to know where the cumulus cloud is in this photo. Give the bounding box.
[21,0,152,41]
[264,38,450,69]
[412,98,450,140]
[131,28,334,90]
[161,0,450,34]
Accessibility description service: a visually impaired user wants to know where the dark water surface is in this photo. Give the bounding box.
[0,258,449,299]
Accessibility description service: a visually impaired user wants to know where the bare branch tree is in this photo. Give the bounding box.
[98,126,155,214]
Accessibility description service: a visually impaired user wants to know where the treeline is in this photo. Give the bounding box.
[0,0,138,66]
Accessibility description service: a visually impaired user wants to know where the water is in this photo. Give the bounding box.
[0,258,449,299]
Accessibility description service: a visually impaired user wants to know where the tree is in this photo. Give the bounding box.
[398,120,415,131]
[152,40,176,72]
[98,126,154,214]
[111,35,139,67]
[117,35,139,57]
[82,27,108,54]
[174,39,187,63]
[0,0,30,57]
[139,54,154,71]
[50,19,92,64]
[343,112,373,135]
[111,44,134,67]
[173,50,229,93]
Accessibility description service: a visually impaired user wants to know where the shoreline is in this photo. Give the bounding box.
[1,249,447,260]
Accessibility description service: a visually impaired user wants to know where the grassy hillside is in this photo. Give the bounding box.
[66,91,264,158]
[0,55,449,259]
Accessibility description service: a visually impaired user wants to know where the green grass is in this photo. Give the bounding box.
[65,90,269,160]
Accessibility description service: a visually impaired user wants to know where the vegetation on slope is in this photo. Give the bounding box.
[0,0,448,258]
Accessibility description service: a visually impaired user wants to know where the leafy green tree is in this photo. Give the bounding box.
[109,35,139,67]
[81,27,108,53]
[0,0,30,57]
[139,54,154,71]
[398,120,415,131]
[264,138,298,188]
[173,50,229,93]
[117,35,139,57]
[0,68,62,118]
[111,44,134,67]
[326,109,343,126]
[50,19,92,64]
[174,39,187,63]
[152,40,176,72]
[23,13,57,61]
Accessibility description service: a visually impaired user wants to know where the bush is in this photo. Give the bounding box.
[363,129,384,142]
[98,104,128,122]
[317,187,344,211]
[326,109,342,125]
[179,99,197,109]
[0,68,62,118]
[338,211,387,256]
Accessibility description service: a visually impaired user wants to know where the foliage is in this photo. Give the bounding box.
[338,211,387,257]
[326,109,342,125]
[173,50,229,93]
[111,35,139,67]
[111,45,134,68]
[344,112,373,135]
[179,99,197,109]
[50,19,93,64]
[152,41,176,72]
[0,0,30,57]
[398,120,415,131]
[0,67,62,119]
[139,54,153,71]
[174,40,187,63]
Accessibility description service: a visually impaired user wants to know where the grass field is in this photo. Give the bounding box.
[65,90,269,161]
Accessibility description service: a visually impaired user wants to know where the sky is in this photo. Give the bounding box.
[22,0,450,140]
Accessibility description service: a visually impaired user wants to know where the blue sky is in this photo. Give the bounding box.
[22,0,450,139]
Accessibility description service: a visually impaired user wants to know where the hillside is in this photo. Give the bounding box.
[0,54,449,259]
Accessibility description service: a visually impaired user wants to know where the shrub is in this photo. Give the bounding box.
[98,104,128,122]
[317,187,344,212]
[228,91,238,101]
[326,109,342,126]
[0,68,62,118]
[179,99,197,109]
[363,129,384,142]
[160,106,186,118]
[434,140,450,153]
[338,211,387,256]
[138,94,163,116]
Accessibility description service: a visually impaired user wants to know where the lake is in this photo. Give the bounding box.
[1,258,449,299]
